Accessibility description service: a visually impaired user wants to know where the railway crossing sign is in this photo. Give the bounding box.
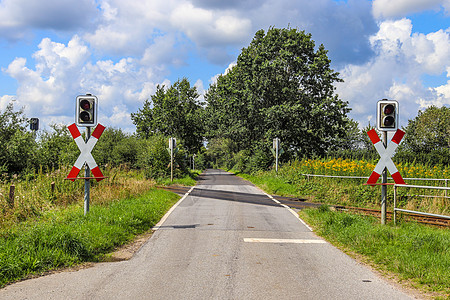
[66,123,106,182]
[366,128,406,185]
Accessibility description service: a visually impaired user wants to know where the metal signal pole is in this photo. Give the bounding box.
[171,145,173,182]
[84,126,91,215]
[381,131,388,225]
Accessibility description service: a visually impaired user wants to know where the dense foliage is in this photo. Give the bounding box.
[131,78,204,154]
[2,27,450,178]
[0,104,36,174]
[204,27,353,165]
[397,106,450,165]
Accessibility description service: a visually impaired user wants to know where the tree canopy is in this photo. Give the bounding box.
[204,27,352,158]
[131,78,204,153]
[0,103,36,174]
[402,105,450,153]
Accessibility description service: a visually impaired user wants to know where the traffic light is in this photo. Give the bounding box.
[30,118,39,131]
[76,94,98,127]
[377,99,398,131]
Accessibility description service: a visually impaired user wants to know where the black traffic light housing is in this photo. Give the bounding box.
[30,118,39,131]
[377,99,398,131]
[76,94,98,127]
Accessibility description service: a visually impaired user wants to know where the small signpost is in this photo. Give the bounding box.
[168,137,176,182]
[271,138,284,172]
[66,94,105,215]
[273,138,280,172]
[367,99,405,224]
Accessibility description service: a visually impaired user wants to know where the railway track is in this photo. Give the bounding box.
[159,185,450,227]
[334,206,450,227]
[271,196,450,227]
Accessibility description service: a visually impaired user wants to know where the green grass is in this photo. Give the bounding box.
[156,170,201,186]
[0,188,179,287]
[300,206,450,298]
[234,171,304,198]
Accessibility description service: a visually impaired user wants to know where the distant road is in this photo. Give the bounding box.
[0,169,413,299]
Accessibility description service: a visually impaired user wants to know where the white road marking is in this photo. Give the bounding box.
[261,191,313,231]
[152,186,195,230]
[243,238,326,244]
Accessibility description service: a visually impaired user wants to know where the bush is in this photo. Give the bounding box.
[136,135,171,178]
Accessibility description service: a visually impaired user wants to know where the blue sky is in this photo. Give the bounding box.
[0,0,449,132]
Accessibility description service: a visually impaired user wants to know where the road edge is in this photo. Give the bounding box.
[151,186,195,230]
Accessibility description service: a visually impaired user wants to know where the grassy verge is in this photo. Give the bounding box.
[0,188,179,288]
[300,206,450,298]
[0,166,157,227]
[233,168,449,215]
[156,170,201,187]
[234,171,306,198]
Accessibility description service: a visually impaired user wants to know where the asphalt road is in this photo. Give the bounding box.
[0,169,414,299]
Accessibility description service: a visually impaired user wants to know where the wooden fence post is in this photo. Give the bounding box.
[8,185,15,209]
[51,182,55,197]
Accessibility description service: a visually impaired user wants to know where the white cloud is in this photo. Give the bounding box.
[1,0,449,135]
[0,0,98,40]
[336,19,450,127]
[170,2,252,48]
[372,0,444,19]
[0,95,16,111]
[2,35,170,131]
[141,34,188,68]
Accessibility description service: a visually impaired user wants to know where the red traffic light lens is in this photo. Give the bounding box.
[80,99,91,110]
[384,104,394,115]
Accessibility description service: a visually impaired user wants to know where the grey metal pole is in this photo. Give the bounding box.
[170,138,174,182]
[393,184,397,225]
[446,179,448,197]
[381,131,387,224]
[275,138,279,173]
[84,126,91,215]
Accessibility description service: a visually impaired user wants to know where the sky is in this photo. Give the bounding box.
[0,0,449,133]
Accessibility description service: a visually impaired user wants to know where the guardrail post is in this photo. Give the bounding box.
[8,185,15,209]
[446,179,448,197]
[51,181,55,199]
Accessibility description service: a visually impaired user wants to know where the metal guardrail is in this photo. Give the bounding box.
[302,174,368,180]
[302,173,449,183]
[393,184,450,224]
[302,173,450,224]
[302,174,450,196]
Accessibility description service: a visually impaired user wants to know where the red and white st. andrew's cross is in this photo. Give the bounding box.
[366,129,406,185]
[66,123,106,182]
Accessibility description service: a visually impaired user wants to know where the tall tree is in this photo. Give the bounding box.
[0,103,36,174]
[131,78,204,153]
[205,27,352,157]
[402,106,450,153]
